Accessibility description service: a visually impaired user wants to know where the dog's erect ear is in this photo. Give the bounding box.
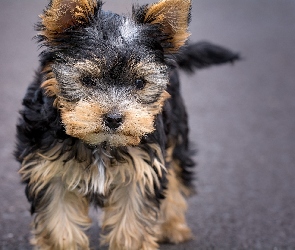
[40,0,100,40]
[133,0,191,53]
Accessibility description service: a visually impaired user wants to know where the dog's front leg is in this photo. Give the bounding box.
[19,147,95,250]
[101,146,165,250]
[101,182,160,250]
[28,177,91,250]
[27,179,90,250]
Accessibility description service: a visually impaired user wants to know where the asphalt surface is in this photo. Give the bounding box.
[1,0,295,249]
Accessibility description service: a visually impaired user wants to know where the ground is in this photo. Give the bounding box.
[1,0,295,249]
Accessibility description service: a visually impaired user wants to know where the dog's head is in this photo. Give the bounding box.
[39,0,191,146]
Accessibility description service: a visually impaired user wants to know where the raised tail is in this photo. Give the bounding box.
[174,41,240,73]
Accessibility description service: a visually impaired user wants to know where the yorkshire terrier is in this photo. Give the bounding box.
[15,0,239,249]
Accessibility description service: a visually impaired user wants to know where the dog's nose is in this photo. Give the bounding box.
[104,113,123,130]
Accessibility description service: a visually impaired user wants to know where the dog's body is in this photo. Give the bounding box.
[15,0,238,249]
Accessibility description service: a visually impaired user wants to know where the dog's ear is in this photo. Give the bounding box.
[133,0,191,53]
[40,0,100,40]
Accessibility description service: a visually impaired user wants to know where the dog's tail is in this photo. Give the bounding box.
[174,41,240,73]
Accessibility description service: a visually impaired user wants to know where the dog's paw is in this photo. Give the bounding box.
[158,222,193,244]
[140,241,159,250]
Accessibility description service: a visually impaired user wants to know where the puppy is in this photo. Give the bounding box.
[15,0,239,249]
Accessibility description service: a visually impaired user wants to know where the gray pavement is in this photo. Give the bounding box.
[1,0,295,249]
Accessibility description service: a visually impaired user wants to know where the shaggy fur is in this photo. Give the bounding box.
[15,0,239,249]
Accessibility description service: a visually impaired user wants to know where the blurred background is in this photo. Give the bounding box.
[1,0,295,249]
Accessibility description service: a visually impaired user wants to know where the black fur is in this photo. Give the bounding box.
[175,41,240,72]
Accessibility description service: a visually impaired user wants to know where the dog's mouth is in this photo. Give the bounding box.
[83,131,143,147]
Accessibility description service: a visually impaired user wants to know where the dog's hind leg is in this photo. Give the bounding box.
[158,146,193,244]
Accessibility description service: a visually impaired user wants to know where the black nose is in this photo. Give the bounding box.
[104,113,123,130]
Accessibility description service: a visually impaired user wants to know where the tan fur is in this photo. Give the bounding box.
[101,144,166,250]
[41,65,59,97]
[19,143,94,248]
[158,167,193,243]
[155,142,193,243]
[59,99,106,142]
[146,90,171,116]
[57,90,170,147]
[30,179,91,250]
[74,59,101,76]
[20,143,165,199]
[19,142,104,199]
[19,146,96,250]
[41,0,97,40]
[165,142,194,196]
[145,0,191,52]
[19,143,167,249]
[41,77,59,97]
[171,158,194,196]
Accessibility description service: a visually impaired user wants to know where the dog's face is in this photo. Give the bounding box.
[52,50,170,147]
[40,0,191,146]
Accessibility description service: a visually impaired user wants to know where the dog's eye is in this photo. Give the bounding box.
[135,79,146,90]
[81,76,96,87]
